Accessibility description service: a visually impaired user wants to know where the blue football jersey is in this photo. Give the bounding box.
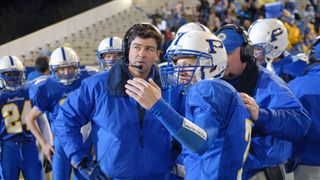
[273,54,307,82]
[182,79,252,179]
[0,83,34,141]
[29,69,94,124]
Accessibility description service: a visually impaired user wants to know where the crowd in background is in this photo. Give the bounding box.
[147,0,320,59]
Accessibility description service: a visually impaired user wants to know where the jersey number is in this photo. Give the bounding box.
[237,118,252,179]
[1,101,31,133]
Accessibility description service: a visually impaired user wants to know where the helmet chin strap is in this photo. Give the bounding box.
[266,61,275,73]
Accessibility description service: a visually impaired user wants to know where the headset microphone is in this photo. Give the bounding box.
[127,63,143,69]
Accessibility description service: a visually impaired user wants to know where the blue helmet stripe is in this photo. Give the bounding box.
[196,23,205,31]
[110,37,113,47]
[9,56,14,65]
[61,47,67,61]
[174,33,185,46]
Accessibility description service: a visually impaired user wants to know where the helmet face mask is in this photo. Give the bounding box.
[253,43,273,64]
[50,47,80,85]
[97,52,121,71]
[160,31,227,89]
[52,64,79,85]
[96,37,122,71]
[0,56,26,91]
[162,56,200,87]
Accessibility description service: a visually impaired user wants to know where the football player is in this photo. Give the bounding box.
[25,47,96,180]
[0,56,44,180]
[248,18,307,82]
[96,36,123,71]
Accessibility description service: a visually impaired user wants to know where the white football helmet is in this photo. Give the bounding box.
[162,31,227,87]
[248,18,288,62]
[96,36,123,71]
[49,47,80,85]
[0,56,26,91]
[176,22,211,36]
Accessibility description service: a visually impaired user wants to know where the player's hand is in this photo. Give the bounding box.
[239,92,260,121]
[42,143,55,164]
[125,78,161,110]
[78,158,109,180]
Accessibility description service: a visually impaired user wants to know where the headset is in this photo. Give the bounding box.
[122,23,162,62]
[216,24,254,63]
[309,36,320,64]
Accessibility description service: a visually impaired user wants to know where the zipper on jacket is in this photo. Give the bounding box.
[137,104,145,148]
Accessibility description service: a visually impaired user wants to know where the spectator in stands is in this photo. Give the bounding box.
[314,11,320,33]
[303,4,315,24]
[199,0,210,22]
[208,12,221,32]
[27,55,50,81]
[161,2,171,17]
[148,9,163,26]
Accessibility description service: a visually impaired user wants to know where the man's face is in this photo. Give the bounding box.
[55,65,77,79]
[128,37,160,78]
[223,47,246,79]
[253,46,264,64]
[2,71,23,88]
[176,57,198,84]
[102,52,120,71]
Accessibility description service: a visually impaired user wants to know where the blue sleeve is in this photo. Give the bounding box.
[53,81,94,166]
[150,82,225,155]
[29,81,50,112]
[283,59,307,77]
[255,80,311,141]
[185,82,230,153]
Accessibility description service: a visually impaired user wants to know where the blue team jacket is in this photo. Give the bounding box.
[53,61,174,179]
[243,66,311,178]
[289,64,320,166]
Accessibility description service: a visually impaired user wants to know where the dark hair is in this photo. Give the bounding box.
[35,56,49,73]
[122,23,163,61]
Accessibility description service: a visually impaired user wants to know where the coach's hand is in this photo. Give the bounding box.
[239,92,260,121]
[78,158,109,180]
[125,78,161,110]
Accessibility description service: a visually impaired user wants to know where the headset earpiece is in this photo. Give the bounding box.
[216,24,254,63]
